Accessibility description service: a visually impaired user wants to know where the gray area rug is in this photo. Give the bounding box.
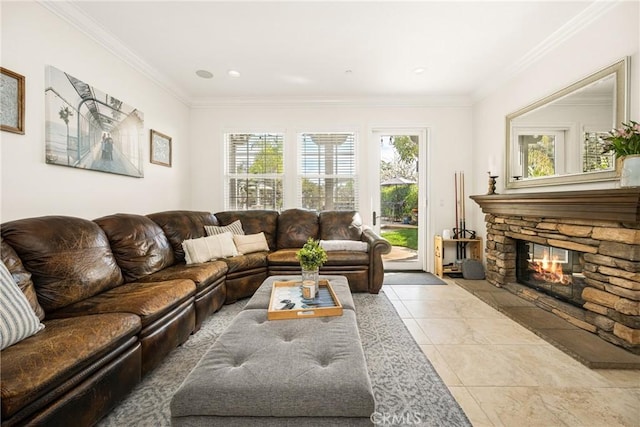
[383,272,447,286]
[98,292,469,427]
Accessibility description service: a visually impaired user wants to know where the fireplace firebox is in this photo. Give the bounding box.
[516,241,586,307]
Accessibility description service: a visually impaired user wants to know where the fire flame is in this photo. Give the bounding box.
[529,250,571,285]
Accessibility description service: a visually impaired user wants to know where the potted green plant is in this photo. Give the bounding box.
[296,238,328,293]
[603,120,640,187]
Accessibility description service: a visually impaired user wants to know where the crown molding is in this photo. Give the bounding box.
[472,0,621,102]
[189,95,473,109]
[38,0,191,106]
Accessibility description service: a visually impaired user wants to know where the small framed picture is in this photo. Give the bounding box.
[150,129,172,167]
[1,67,25,134]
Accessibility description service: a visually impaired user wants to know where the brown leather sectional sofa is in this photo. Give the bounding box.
[0,208,391,426]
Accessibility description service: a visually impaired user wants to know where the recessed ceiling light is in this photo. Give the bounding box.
[228,70,241,78]
[196,69,213,79]
[413,67,426,74]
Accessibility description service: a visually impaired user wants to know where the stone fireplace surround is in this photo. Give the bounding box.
[471,189,640,354]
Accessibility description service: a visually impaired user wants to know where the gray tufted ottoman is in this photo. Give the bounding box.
[170,276,375,426]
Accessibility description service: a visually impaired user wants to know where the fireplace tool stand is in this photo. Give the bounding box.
[453,171,476,260]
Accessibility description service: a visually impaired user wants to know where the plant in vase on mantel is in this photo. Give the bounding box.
[603,120,640,187]
[296,238,328,295]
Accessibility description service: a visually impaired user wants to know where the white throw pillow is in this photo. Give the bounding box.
[233,232,270,255]
[204,220,245,236]
[182,232,239,264]
[0,260,45,350]
[320,240,369,252]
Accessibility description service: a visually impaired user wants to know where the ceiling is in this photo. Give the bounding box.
[46,1,608,105]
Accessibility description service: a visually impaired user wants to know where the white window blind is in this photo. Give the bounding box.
[583,131,615,173]
[225,133,284,210]
[298,132,357,211]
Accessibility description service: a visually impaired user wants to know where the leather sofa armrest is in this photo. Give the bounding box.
[361,226,391,294]
[361,227,392,254]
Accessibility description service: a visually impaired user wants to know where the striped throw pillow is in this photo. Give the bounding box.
[204,219,245,236]
[0,260,45,350]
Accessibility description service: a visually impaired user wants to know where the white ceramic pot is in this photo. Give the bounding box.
[620,155,640,187]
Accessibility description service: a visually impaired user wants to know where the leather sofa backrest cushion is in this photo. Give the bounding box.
[215,210,279,251]
[0,216,124,313]
[147,210,218,262]
[276,208,319,249]
[94,213,175,282]
[1,238,45,320]
[318,211,363,241]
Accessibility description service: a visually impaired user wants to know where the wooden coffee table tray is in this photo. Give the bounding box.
[267,279,343,320]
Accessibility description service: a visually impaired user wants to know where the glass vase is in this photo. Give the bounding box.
[301,267,319,297]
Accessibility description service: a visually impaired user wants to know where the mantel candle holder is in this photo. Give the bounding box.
[487,173,498,195]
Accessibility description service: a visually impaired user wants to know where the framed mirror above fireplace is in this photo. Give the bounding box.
[505,57,629,189]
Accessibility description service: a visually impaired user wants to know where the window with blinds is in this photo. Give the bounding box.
[583,131,615,173]
[225,133,284,210]
[299,132,357,211]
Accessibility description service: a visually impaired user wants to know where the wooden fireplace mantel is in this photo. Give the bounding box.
[470,188,640,223]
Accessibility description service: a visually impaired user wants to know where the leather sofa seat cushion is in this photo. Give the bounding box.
[0,216,124,313]
[319,211,363,241]
[222,253,268,275]
[49,279,196,328]
[266,248,299,265]
[139,261,228,291]
[325,251,369,266]
[1,313,140,420]
[276,208,319,249]
[215,210,279,251]
[268,248,369,266]
[147,211,219,263]
[1,238,45,320]
[94,213,175,282]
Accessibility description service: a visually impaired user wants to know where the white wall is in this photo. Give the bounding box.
[471,1,639,241]
[0,2,191,222]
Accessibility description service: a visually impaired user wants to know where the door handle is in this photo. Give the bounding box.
[373,211,377,226]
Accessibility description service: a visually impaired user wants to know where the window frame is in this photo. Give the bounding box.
[297,131,359,212]
[224,132,285,211]
[511,126,570,179]
[223,130,359,212]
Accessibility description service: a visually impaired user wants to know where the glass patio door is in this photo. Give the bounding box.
[371,129,426,271]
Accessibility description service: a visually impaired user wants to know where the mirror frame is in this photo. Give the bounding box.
[505,57,629,189]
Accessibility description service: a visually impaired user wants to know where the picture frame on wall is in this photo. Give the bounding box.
[1,67,25,134]
[45,65,144,178]
[150,129,172,167]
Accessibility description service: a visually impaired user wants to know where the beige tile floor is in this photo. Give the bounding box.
[383,279,640,427]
